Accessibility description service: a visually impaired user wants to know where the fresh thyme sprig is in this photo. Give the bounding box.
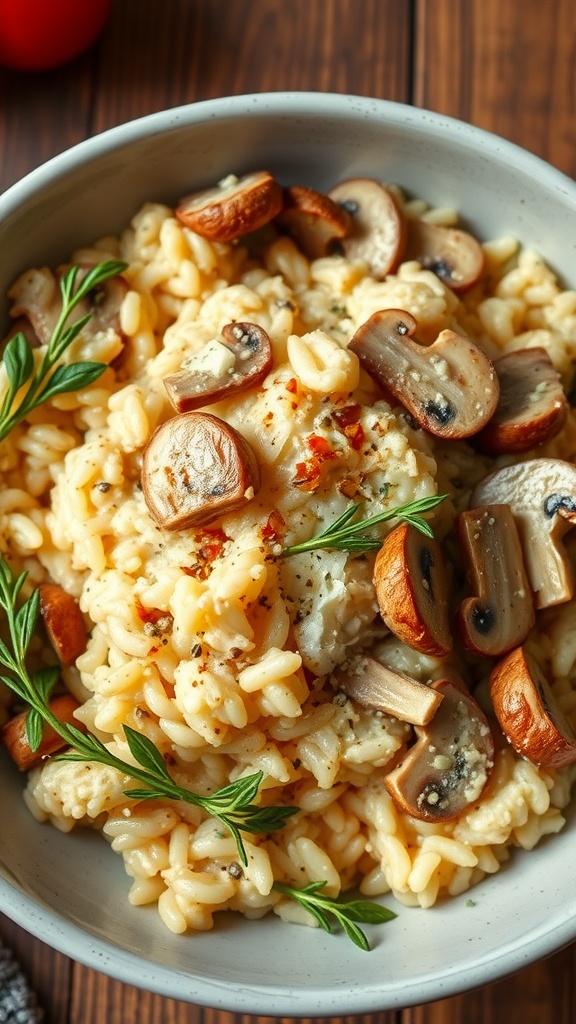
[0,260,127,442]
[273,881,396,951]
[0,557,297,866]
[281,493,447,557]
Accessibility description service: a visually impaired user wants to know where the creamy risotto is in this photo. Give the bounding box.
[1,173,576,937]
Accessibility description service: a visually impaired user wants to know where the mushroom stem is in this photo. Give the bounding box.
[335,655,444,726]
[456,504,535,657]
[472,458,576,608]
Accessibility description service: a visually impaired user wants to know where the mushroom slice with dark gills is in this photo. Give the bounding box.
[385,679,494,823]
[456,504,535,657]
[372,522,453,657]
[336,655,444,727]
[404,218,485,293]
[275,185,352,260]
[328,177,406,280]
[176,171,283,242]
[474,347,568,455]
[142,411,260,531]
[490,646,576,769]
[472,458,576,609]
[163,322,273,412]
[348,309,499,439]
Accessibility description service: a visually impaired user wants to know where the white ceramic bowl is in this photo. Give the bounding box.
[1,93,576,1015]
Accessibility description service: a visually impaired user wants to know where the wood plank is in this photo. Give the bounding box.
[402,942,576,1024]
[413,0,576,177]
[89,0,412,132]
[0,56,96,192]
[0,913,71,1024]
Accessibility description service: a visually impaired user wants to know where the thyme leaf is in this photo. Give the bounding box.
[273,881,396,951]
[0,556,298,866]
[0,260,127,442]
[281,493,447,556]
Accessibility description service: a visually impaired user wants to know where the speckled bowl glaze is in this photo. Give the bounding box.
[1,93,576,1014]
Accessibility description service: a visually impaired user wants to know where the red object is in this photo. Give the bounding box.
[0,0,111,71]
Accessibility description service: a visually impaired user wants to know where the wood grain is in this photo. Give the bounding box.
[414,0,576,176]
[1,1,575,1022]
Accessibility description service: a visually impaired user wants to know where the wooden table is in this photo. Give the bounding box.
[1,1,576,1021]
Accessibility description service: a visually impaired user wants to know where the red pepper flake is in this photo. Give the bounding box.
[307,434,337,461]
[136,602,172,625]
[333,404,362,429]
[285,377,299,394]
[343,421,365,450]
[198,528,227,561]
[261,509,287,542]
[293,457,322,491]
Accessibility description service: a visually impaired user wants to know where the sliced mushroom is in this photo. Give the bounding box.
[142,411,260,531]
[472,458,576,608]
[405,219,485,292]
[348,308,499,439]
[163,322,273,412]
[456,504,535,657]
[39,582,88,665]
[176,171,283,242]
[2,316,42,349]
[0,694,84,772]
[490,646,576,768]
[8,267,61,345]
[327,177,406,279]
[8,264,127,346]
[336,655,444,726]
[474,347,568,454]
[373,523,452,657]
[275,185,351,260]
[385,679,494,822]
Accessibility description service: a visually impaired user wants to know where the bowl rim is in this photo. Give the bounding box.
[1,91,576,1014]
[1,91,575,214]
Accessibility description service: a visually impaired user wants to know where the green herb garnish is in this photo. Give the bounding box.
[0,260,126,442]
[281,493,447,556]
[0,557,297,866]
[273,880,396,951]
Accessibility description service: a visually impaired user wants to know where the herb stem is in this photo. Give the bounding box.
[281,493,447,557]
[0,260,127,444]
[0,558,297,867]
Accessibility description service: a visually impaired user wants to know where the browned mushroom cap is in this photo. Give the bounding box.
[456,504,534,657]
[474,347,568,455]
[472,458,576,609]
[373,523,452,657]
[335,654,444,726]
[176,171,283,242]
[8,264,127,346]
[142,411,260,531]
[163,322,273,413]
[327,177,406,279]
[405,219,485,293]
[385,679,494,822]
[490,646,576,768]
[275,185,351,260]
[0,694,84,772]
[348,308,499,439]
[39,582,88,665]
